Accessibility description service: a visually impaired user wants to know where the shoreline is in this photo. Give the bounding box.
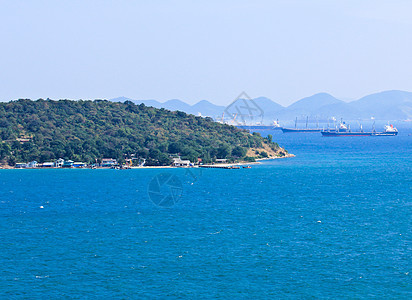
[0,154,295,170]
[255,153,295,161]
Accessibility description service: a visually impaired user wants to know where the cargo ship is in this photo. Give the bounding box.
[236,120,282,131]
[281,127,321,133]
[321,122,398,137]
[281,117,321,133]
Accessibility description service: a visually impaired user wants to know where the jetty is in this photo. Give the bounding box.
[199,164,242,169]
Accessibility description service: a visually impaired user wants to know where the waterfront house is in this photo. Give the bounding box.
[73,162,87,168]
[15,163,27,168]
[55,158,64,168]
[101,158,117,167]
[215,158,227,164]
[26,161,38,168]
[62,160,74,168]
[42,162,55,168]
[172,157,191,167]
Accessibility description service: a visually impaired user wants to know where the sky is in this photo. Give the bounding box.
[0,0,411,106]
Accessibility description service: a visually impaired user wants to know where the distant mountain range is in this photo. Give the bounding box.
[111,90,412,123]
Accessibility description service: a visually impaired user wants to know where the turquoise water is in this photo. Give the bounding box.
[1,126,411,298]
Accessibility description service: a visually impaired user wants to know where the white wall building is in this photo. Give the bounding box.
[172,157,191,167]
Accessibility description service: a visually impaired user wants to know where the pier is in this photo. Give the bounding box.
[199,164,242,169]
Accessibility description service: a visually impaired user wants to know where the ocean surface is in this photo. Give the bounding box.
[1,124,411,298]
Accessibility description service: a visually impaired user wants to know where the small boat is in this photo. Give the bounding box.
[224,165,240,169]
[242,165,252,169]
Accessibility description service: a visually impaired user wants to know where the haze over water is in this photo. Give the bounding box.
[1,125,411,298]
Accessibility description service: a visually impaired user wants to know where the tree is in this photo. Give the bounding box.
[232,146,247,158]
[217,144,232,159]
[168,142,183,154]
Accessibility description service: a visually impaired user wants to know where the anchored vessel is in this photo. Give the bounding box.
[321,122,398,137]
[281,117,321,133]
[236,120,282,131]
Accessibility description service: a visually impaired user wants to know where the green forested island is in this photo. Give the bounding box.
[0,99,288,166]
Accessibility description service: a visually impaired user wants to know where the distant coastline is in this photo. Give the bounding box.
[111,90,412,122]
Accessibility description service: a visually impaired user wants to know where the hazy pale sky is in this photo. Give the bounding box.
[1,0,411,105]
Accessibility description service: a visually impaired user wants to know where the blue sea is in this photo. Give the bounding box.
[1,124,411,298]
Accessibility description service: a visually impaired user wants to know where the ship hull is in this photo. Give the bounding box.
[281,128,321,133]
[372,132,398,136]
[321,131,398,137]
[236,125,282,130]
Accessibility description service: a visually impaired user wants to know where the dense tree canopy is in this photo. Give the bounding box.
[0,99,281,166]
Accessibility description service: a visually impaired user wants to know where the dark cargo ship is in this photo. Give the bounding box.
[321,122,398,137]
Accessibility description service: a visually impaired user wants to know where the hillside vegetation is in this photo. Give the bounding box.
[0,99,288,166]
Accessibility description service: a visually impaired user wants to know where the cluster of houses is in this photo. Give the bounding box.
[14,156,229,169]
[15,158,118,169]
